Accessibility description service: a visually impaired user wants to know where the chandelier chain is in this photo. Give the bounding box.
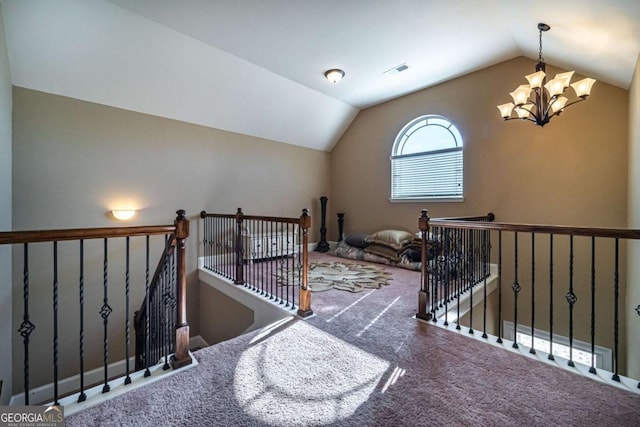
[538,28,544,63]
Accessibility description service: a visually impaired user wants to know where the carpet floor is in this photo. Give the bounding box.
[66,252,640,426]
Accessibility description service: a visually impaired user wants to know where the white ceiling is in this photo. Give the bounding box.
[2,0,639,151]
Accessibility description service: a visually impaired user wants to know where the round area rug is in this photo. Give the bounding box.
[276,261,392,293]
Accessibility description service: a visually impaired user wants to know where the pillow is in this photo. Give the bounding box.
[364,243,402,262]
[366,229,415,250]
[399,247,422,262]
[344,233,369,249]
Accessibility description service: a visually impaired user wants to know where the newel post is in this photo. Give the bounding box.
[171,209,192,369]
[417,209,433,321]
[235,208,245,285]
[297,209,314,317]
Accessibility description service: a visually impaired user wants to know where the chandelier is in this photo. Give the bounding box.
[497,23,596,127]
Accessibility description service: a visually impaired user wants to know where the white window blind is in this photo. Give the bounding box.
[390,115,464,201]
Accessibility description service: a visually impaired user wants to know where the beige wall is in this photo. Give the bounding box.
[11,87,330,392]
[330,57,628,233]
[330,56,630,372]
[627,54,640,379]
[0,4,12,405]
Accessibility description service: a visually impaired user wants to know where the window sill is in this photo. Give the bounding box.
[389,197,464,203]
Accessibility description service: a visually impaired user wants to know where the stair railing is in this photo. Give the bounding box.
[0,210,191,405]
[418,210,494,323]
[200,208,312,317]
[418,210,640,385]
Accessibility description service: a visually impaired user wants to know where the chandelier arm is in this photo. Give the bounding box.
[514,105,537,123]
[547,97,587,120]
[504,116,537,124]
[543,96,557,117]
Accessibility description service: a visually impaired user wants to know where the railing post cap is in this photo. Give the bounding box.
[175,210,189,238]
[200,210,207,218]
[421,209,429,218]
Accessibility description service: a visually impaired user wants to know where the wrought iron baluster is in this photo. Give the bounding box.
[548,234,555,361]
[19,243,35,405]
[482,230,488,339]
[637,305,640,389]
[441,227,449,326]
[447,229,459,330]
[171,244,177,352]
[125,236,132,385]
[100,238,112,393]
[163,235,171,370]
[566,235,577,367]
[205,211,212,270]
[497,231,503,344]
[589,236,597,375]
[512,232,520,349]
[237,212,245,286]
[612,238,620,382]
[53,241,59,405]
[530,233,536,355]
[78,240,86,402]
[144,235,151,377]
[285,222,291,307]
[296,225,303,310]
[468,228,474,335]
[19,244,33,404]
[435,226,441,319]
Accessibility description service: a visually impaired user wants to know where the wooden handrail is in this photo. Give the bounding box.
[0,225,176,245]
[433,213,495,222]
[429,218,640,240]
[200,210,300,225]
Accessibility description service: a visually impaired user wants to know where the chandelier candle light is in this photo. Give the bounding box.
[497,23,596,127]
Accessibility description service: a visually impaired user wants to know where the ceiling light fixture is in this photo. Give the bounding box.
[497,23,596,127]
[324,69,345,84]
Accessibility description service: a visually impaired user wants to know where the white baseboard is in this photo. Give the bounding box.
[10,353,198,415]
[189,335,209,350]
[10,356,138,406]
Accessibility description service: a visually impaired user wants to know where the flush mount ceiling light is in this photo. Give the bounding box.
[497,23,596,127]
[112,209,136,221]
[324,69,345,84]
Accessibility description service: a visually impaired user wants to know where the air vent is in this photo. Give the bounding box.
[384,63,409,75]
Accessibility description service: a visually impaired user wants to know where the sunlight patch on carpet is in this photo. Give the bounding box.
[233,320,389,426]
[276,261,392,293]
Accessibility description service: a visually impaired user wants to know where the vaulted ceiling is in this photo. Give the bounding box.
[2,0,639,151]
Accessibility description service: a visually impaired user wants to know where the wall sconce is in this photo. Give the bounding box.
[112,210,136,221]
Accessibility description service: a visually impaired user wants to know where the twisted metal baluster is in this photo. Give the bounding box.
[53,241,59,405]
[100,238,112,393]
[19,243,35,405]
[124,236,132,385]
[512,232,520,349]
[144,235,151,377]
[566,235,577,368]
[78,240,86,402]
[612,238,620,382]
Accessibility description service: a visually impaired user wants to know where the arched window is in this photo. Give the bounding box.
[391,115,463,201]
